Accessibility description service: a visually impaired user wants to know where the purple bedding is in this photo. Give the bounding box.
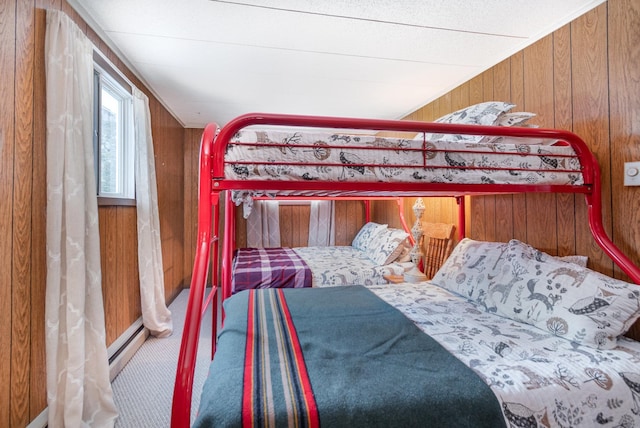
[231,247,313,294]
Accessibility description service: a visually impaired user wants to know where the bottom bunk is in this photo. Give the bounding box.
[230,222,413,294]
[193,239,640,427]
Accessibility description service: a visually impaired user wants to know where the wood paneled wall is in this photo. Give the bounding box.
[1,1,186,425]
[233,200,366,248]
[392,1,640,281]
[377,2,640,299]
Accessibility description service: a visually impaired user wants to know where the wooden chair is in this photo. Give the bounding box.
[421,222,456,279]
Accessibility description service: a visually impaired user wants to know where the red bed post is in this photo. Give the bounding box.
[364,200,370,223]
[210,193,220,360]
[456,196,466,241]
[172,123,218,428]
[584,166,640,284]
[221,191,235,303]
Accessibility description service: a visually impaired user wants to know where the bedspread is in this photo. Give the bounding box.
[231,247,312,294]
[292,246,405,287]
[369,282,640,427]
[195,286,505,427]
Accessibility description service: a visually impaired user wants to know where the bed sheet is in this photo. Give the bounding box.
[369,282,640,427]
[292,246,405,287]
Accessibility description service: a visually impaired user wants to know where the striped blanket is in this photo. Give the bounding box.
[195,286,505,427]
[231,247,313,294]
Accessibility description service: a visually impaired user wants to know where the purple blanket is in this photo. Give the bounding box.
[231,247,313,294]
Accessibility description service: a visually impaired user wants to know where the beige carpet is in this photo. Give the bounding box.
[112,289,213,427]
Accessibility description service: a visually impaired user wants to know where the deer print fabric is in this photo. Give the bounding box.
[433,238,640,350]
[369,282,640,427]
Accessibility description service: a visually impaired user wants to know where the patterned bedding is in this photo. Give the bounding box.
[292,246,405,287]
[369,282,640,427]
[225,129,583,186]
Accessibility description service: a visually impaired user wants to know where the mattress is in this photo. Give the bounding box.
[224,129,583,186]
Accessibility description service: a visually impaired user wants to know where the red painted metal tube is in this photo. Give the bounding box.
[456,196,466,241]
[171,123,217,428]
[584,162,640,284]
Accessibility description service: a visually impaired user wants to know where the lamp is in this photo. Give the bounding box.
[403,198,428,283]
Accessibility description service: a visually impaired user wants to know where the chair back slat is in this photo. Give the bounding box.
[421,223,456,279]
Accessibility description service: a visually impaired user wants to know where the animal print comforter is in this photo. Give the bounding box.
[370,282,640,427]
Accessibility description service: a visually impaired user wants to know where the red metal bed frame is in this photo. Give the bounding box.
[171,113,640,427]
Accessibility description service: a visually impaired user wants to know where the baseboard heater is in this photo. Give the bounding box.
[28,319,149,428]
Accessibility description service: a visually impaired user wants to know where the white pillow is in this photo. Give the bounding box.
[494,111,536,127]
[435,101,516,126]
[430,238,509,307]
[365,227,410,265]
[487,239,640,350]
[351,222,387,252]
[556,255,588,268]
[414,101,516,144]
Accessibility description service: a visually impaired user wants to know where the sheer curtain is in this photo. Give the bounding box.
[133,88,173,337]
[246,200,281,247]
[308,200,336,246]
[45,10,118,427]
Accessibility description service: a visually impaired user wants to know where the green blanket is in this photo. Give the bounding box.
[194,286,506,427]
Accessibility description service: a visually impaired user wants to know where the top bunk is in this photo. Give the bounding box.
[197,103,639,282]
[207,103,592,198]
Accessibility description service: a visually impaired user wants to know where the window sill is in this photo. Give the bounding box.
[98,197,136,207]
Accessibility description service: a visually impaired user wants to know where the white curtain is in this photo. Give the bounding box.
[308,200,336,246]
[246,200,281,247]
[133,88,173,338]
[45,10,118,427]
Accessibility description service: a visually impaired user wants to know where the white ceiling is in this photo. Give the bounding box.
[70,0,605,128]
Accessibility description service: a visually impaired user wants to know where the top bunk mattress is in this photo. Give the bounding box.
[224,128,584,187]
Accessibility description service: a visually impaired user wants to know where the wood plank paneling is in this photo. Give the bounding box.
[183,128,202,286]
[99,206,118,345]
[1,0,187,423]
[31,3,56,418]
[233,200,364,248]
[11,0,34,423]
[510,51,528,244]
[493,59,515,243]
[553,24,578,258]
[1,0,16,425]
[609,0,640,285]
[280,204,310,247]
[572,4,612,275]
[118,208,141,332]
[523,35,558,255]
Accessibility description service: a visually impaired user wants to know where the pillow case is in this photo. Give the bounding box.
[430,238,509,307]
[435,101,516,126]
[414,101,515,144]
[487,239,640,350]
[351,222,387,252]
[365,227,410,265]
[493,111,536,127]
[556,255,588,268]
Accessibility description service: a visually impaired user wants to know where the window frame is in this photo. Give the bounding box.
[93,52,136,206]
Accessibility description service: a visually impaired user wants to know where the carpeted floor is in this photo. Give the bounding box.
[112,289,213,427]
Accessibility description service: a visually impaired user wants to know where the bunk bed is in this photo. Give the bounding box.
[172,105,640,428]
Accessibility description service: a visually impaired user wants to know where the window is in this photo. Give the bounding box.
[93,53,135,202]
